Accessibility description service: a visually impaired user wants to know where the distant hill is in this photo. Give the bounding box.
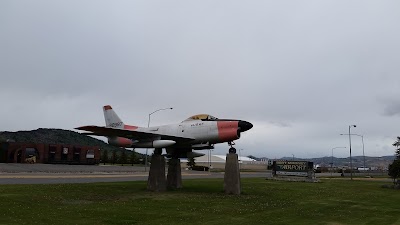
[0,128,126,153]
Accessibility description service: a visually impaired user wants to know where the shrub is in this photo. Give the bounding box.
[388,159,400,185]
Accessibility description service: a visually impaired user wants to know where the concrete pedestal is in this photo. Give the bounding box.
[147,154,166,192]
[167,158,182,189]
[224,153,241,195]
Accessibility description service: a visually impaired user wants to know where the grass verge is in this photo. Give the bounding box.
[0,178,399,225]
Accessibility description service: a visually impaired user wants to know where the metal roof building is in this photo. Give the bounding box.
[180,154,266,170]
[181,154,256,163]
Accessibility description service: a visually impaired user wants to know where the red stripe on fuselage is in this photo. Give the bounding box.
[124,125,138,130]
[217,121,239,142]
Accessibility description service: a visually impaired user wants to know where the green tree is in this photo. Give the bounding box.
[129,151,136,166]
[392,136,400,159]
[187,157,196,169]
[101,149,109,165]
[119,149,128,165]
[111,151,118,165]
[388,159,400,185]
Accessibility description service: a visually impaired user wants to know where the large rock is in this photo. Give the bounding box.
[167,158,182,189]
[224,153,241,195]
[147,154,166,192]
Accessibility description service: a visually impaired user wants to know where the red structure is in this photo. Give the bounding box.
[0,142,100,164]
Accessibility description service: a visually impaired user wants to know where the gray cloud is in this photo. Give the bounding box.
[383,103,400,117]
[1,0,400,158]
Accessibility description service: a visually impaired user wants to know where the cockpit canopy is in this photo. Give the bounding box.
[183,114,218,122]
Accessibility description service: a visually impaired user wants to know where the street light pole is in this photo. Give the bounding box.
[144,107,173,172]
[292,154,294,160]
[209,149,211,173]
[340,133,365,174]
[349,134,365,174]
[352,134,365,174]
[331,147,346,177]
[348,125,356,180]
[361,135,365,173]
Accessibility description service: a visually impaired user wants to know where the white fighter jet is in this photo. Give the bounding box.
[76,105,253,158]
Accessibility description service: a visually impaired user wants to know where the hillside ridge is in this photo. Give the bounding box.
[0,128,123,152]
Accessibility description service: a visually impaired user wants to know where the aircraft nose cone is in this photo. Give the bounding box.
[238,120,253,132]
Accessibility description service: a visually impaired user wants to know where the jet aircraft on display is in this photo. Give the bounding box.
[76,105,253,158]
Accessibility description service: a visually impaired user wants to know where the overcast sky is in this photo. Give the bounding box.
[1,1,400,158]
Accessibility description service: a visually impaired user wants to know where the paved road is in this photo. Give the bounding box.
[0,163,268,184]
[0,164,388,184]
[0,163,146,173]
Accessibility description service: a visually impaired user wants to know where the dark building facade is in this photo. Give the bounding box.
[0,142,100,164]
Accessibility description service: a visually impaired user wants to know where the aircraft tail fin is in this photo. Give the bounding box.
[103,105,125,129]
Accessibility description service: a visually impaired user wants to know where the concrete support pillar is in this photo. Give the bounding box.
[167,158,183,189]
[147,150,166,192]
[224,153,241,195]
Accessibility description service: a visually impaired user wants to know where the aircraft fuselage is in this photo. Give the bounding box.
[109,120,243,148]
[76,106,253,157]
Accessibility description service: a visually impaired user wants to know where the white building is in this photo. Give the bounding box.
[181,154,266,170]
[181,155,256,163]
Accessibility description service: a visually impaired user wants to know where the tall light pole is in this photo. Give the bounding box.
[208,149,212,173]
[239,149,243,170]
[331,147,346,177]
[347,125,356,180]
[144,107,173,172]
[292,154,294,160]
[341,133,365,174]
[360,135,365,173]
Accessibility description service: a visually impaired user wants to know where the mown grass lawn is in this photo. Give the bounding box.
[0,178,399,225]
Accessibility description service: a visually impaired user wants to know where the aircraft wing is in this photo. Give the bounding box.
[75,125,195,142]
